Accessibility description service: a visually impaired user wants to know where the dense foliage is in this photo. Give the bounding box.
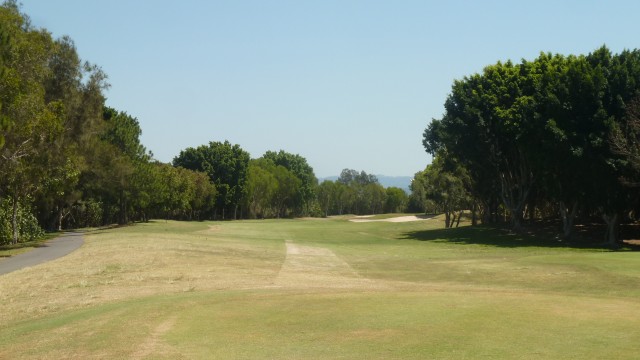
[420,47,640,245]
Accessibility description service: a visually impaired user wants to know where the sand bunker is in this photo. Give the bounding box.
[349,215,433,223]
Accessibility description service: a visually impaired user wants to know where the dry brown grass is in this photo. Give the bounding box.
[0,221,284,325]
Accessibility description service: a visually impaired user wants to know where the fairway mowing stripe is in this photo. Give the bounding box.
[130,316,178,359]
[274,240,385,290]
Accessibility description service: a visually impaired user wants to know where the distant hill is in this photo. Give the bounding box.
[318,175,412,193]
[377,175,412,192]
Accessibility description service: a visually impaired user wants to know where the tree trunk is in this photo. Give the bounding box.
[527,202,536,222]
[471,203,478,226]
[481,200,491,224]
[11,194,19,245]
[499,152,533,232]
[559,201,578,239]
[119,190,128,225]
[456,210,463,227]
[602,213,620,248]
[58,208,64,231]
[510,208,523,232]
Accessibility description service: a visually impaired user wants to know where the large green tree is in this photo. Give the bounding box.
[262,150,317,216]
[173,140,250,220]
[424,47,640,245]
[0,3,68,242]
[384,187,408,214]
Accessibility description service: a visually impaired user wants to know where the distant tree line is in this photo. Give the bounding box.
[317,169,408,217]
[415,47,640,247]
[0,1,410,244]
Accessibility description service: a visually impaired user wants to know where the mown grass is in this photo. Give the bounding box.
[1,215,640,359]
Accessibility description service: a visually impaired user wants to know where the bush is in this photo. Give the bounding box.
[71,200,104,228]
[0,199,45,244]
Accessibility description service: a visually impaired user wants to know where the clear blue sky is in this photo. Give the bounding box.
[21,0,640,177]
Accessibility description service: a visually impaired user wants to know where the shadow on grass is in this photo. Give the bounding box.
[400,225,638,250]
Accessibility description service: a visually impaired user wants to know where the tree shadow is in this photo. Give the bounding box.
[400,224,639,250]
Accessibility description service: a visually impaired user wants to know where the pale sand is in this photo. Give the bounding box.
[349,215,433,223]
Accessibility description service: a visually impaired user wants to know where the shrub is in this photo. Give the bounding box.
[0,199,45,244]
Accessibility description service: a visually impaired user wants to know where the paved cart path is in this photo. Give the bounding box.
[0,232,84,275]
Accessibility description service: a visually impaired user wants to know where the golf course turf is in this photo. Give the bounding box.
[0,216,639,359]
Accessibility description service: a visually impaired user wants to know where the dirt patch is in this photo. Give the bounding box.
[274,240,383,289]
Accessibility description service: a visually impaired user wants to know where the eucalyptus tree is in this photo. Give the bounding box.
[335,169,382,214]
[338,169,378,186]
[363,183,387,215]
[384,187,408,213]
[316,180,336,217]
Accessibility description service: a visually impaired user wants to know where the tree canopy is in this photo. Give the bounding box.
[422,47,640,246]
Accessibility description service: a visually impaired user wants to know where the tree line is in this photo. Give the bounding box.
[316,169,408,217]
[0,2,410,244]
[416,46,640,246]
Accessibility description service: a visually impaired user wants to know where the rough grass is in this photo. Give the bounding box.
[1,215,640,359]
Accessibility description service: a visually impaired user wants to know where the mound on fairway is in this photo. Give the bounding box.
[1,218,639,359]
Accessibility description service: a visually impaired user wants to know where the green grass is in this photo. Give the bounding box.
[1,217,640,359]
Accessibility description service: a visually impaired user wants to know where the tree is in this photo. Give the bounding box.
[316,180,336,217]
[335,169,382,214]
[384,187,408,213]
[245,160,278,218]
[338,169,378,186]
[271,165,301,218]
[173,140,250,220]
[0,19,9,148]
[37,36,108,229]
[415,154,471,228]
[262,150,317,216]
[363,183,386,215]
[611,95,640,180]
[424,47,640,244]
[0,4,67,242]
[80,108,148,225]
